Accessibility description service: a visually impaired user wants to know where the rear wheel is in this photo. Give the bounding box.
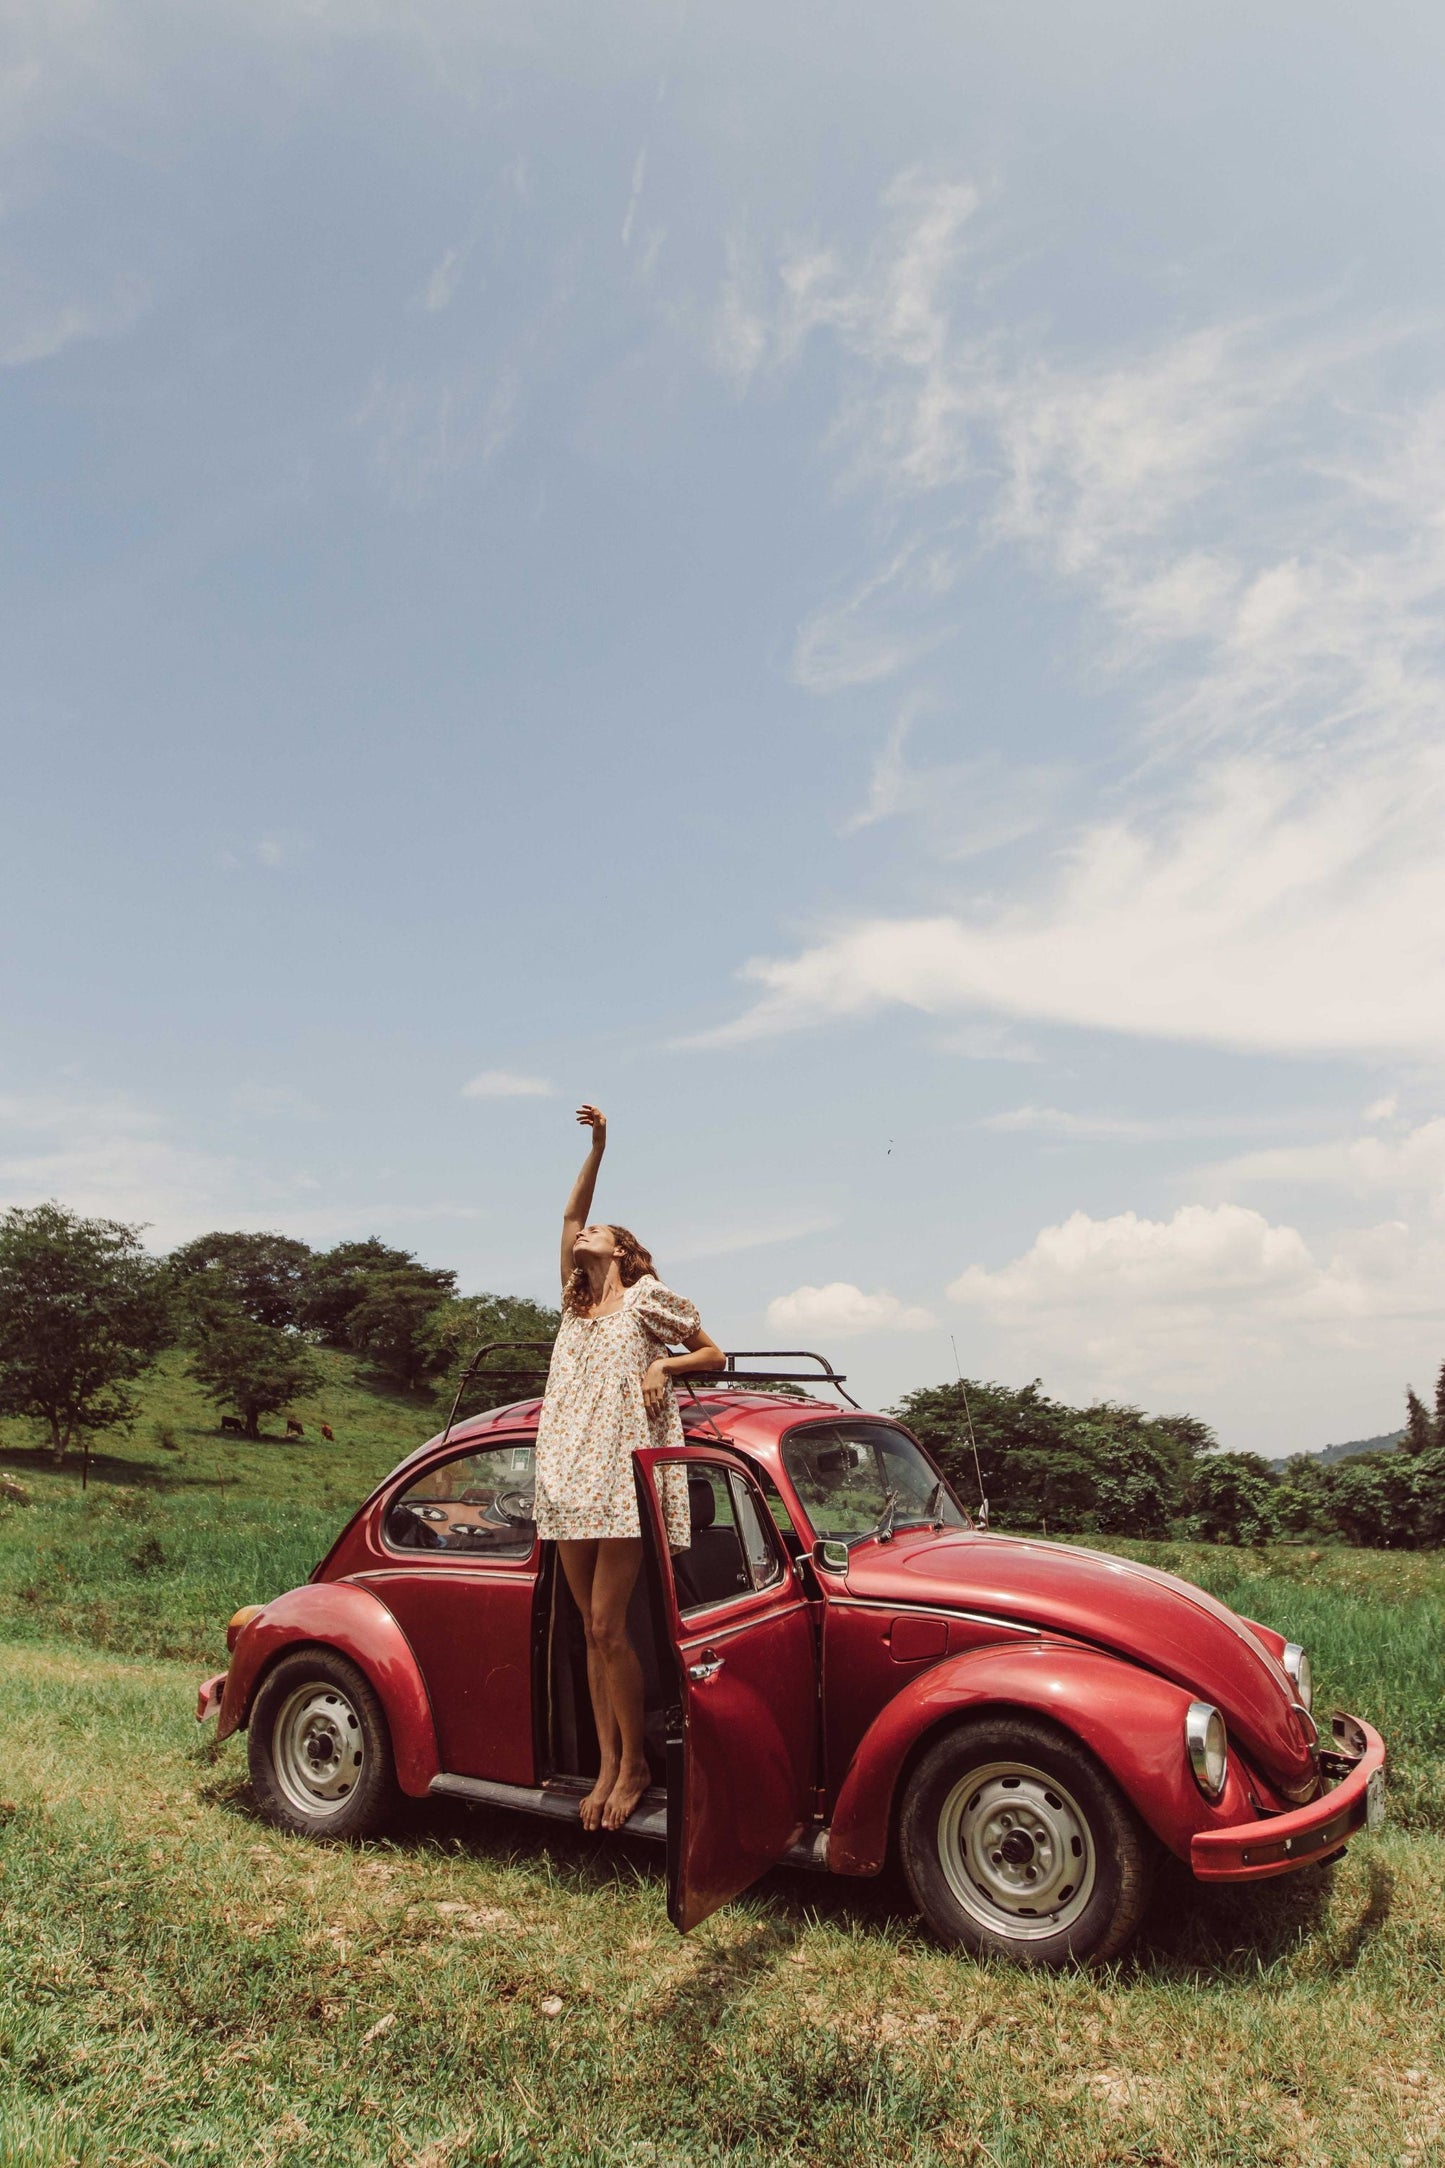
[248,1648,400,1840]
[899,1715,1151,1967]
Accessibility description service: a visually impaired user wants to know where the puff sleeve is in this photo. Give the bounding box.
[633,1278,701,1347]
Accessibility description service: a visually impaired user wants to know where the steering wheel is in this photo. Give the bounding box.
[484,1488,535,1528]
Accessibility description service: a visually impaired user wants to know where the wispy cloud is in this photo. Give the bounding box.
[0,274,147,370]
[354,366,519,506]
[620,146,647,249]
[662,1211,839,1264]
[698,174,1445,1065]
[461,1070,555,1100]
[984,1105,1318,1144]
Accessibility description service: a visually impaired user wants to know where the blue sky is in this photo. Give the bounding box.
[5,0,1445,1453]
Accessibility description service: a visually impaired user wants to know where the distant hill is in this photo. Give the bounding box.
[1268,1429,1405,1473]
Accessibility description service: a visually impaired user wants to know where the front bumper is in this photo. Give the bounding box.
[1191,1712,1385,1882]
[196,1672,227,1723]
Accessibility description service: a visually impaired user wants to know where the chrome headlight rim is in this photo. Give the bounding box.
[1185,1701,1229,1801]
[1282,1642,1312,1711]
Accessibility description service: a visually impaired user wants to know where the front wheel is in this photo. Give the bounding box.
[248,1648,400,1840]
[899,1715,1152,1967]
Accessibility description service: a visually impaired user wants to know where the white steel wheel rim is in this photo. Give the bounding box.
[935,1759,1097,1941]
[272,1682,366,1817]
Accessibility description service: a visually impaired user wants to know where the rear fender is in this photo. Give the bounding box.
[218,1582,441,1798]
[827,1640,1258,1875]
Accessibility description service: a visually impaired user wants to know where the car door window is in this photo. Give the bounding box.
[385,1443,536,1559]
[728,1471,784,1592]
[660,1461,786,1615]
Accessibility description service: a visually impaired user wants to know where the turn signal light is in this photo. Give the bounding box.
[226,1604,265,1652]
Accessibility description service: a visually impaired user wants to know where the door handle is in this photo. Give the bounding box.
[687,1651,724,1683]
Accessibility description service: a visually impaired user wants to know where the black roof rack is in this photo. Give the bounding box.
[439,1340,859,1444]
[687,1350,859,1409]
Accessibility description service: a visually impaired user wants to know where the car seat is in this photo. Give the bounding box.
[671,1473,751,1610]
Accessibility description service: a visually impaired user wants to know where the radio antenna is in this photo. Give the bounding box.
[950,1335,989,1531]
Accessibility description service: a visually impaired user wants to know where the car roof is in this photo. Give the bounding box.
[379,1387,866,1488]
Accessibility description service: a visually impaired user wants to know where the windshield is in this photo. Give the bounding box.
[781,1421,966,1545]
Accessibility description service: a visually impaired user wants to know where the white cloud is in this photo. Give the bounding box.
[842,700,1066,858]
[460,1070,554,1100]
[947,1200,1445,1403]
[766,1280,935,1335]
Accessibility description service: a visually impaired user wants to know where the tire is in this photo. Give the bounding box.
[248,1648,401,1841]
[899,1714,1152,1968]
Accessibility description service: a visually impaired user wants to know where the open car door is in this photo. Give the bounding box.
[636,1446,818,1932]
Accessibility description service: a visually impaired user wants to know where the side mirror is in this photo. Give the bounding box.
[812,1538,850,1575]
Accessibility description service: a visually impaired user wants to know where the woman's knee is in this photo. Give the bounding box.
[590,1612,633,1662]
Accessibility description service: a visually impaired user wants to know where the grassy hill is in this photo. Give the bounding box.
[0,1347,443,1663]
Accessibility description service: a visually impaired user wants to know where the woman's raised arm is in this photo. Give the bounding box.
[560,1104,607,1290]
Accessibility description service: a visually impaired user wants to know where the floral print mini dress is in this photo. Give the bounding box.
[533,1275,698,1550]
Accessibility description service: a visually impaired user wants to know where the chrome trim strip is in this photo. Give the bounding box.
[677,1599,811,1648]
[824,1596,1040,1638]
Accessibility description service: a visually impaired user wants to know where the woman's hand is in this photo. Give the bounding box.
[576,1103,607,1143]
[642,1359,672,1418]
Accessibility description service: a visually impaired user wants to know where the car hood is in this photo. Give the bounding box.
[845,1529,1314,1791]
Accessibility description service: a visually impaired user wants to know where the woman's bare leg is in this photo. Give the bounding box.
[557,1540,619,1830]
[588,1538,649,1830]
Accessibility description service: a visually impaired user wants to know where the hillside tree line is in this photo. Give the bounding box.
[0,1198,1442,1548]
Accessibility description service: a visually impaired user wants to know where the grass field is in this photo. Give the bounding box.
[2,1368,1444,2164]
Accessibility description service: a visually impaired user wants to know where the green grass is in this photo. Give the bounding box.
[2,1365,1445,2162]
[1,1642,1443,2167]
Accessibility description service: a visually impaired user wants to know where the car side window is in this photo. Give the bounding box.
[662,1461,787,1616]
[729,1471,784,1592]
[385,1443,536,1560]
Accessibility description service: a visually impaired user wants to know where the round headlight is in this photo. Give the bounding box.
[1282,1643,1312,1711]
[1185,1701,1229,1800]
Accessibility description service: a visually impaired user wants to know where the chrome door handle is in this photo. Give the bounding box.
[687,1652,724,1682]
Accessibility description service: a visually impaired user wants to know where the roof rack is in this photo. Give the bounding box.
[687,1350,859,1409]
[439,1340,860,1444]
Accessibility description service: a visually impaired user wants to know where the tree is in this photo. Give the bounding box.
[0,1202,168,1465]
[345,1271,453,1392]
[432,1292,562,1420]
[167,1231,313,1330]
[892,1377,1201,1537]
[1403,1387,1436,1456]
[1326,1446,1445,1549]
[298,1239,456,1347]
[1183,1453,1279,1546]
[189,1307,323,1439]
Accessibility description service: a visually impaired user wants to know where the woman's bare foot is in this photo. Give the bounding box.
[580,1765,618,1832]
[601,1757,652,1831]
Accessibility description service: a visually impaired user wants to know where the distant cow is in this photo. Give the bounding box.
[320,1423,335,1442]
[220,1416,245,1436]
[285,1417,305,1439]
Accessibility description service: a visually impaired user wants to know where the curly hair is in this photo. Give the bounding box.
[564,1224,656,1315]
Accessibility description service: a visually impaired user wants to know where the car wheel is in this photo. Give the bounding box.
[899,1714,1152,1967]
[248,1648,400,1840]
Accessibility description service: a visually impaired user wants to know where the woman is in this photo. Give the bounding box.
[534,1104,725,1832]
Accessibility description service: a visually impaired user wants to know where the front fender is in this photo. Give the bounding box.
[217,1581,441,1798]
[827,1639,1260,1875]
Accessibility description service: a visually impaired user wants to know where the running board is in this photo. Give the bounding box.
[429,1772,668,1840]
[427,1771,830,1867]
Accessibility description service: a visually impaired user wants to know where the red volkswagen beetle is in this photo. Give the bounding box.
[197,1349,1385,1967]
